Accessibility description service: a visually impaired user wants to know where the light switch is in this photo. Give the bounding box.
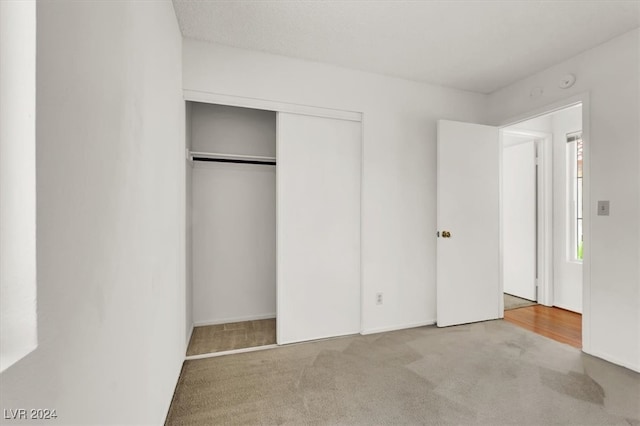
[597,201,610,216]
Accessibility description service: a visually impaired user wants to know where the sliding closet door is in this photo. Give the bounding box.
[277,112,361,344]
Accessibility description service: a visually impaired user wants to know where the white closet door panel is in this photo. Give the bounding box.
[277,113,361,344]
[192,161,276,324]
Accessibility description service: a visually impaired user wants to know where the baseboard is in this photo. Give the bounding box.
[193,313,276,327]
[185,344,278,361]
[361,319,436,335]
[583,348,640,373]
[186,323,194,349]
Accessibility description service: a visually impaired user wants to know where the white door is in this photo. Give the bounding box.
[437,120,501,327]
[502,139,537,301]
[277,112,361,344]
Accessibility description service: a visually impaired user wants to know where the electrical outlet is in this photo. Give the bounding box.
[376,293,383,305]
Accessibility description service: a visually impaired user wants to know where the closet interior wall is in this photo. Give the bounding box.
[188,102,277,326]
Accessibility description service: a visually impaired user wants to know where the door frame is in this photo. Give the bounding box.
[497,92,591,352]
[500,129,553,307]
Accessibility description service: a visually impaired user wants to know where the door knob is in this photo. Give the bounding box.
[442,231,451,238]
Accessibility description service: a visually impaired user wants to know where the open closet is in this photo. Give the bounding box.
[187,102,277,356]
[185,97,363,356]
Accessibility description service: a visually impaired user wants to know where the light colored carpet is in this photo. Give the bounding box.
[166,320,640,425]
[187,319,276,356]
[504,293,537,310]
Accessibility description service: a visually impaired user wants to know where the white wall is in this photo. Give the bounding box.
[190,103,276,156]
[0,1,187,424]
[507,115,552,134]
[191,162,276,325]
[502,138,536,301]
[183,39,486,334]
[0,0,38,373]
[487,28,640,372]
[189,103,276,325]
[551,105,583,313]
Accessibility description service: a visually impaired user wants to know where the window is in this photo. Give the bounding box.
[567,131,583,261]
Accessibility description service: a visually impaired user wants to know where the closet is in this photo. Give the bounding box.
[188,102,277,355]
[186,97,362,355]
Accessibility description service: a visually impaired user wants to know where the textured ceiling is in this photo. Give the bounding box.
[172,0,640,94]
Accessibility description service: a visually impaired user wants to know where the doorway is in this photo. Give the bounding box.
[187,102,278,357]
[435,98,588,349]
[500,103,584,347]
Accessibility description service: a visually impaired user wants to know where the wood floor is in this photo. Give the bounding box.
[504,305,582,348]
[187,319,276,356]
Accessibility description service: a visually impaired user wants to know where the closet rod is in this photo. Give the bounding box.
[193,157,276,166]
[190,151,276,166]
